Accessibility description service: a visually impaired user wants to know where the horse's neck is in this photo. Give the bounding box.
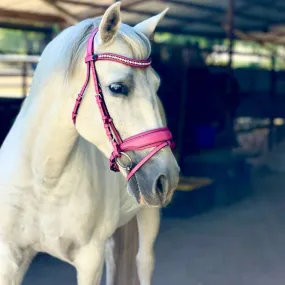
[0,77,79,187]
[1,90,139,222]
[31,103,78,187]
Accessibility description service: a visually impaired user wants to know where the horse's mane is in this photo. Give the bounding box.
[64,17,151,79]
[20,17,151,112]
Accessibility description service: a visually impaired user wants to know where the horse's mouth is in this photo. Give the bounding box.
[127,173,167,207]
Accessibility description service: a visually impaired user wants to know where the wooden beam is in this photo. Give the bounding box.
[159,0,285,25]
[161,0,224,14]
[231,29,285,45]
[270,25,285,32]
[58,0,221,26]
[0,8,64,24]
[235,1,256,12]
[121,0,147,8]
[80,0,148,18]
[252,34,285,44]
[59,0,270,33]
[233,29,263,43]
[43,0,79,25]
[79,10,224,29]
[240,0,285,15]
[155,26,228,38]
[0,22,53,33]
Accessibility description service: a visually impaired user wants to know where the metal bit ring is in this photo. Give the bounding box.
[115,152,133,171]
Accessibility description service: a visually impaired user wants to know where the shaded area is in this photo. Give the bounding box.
[23,254,77,285]
[154,171,285,285]
[22,170,285,285]
[0,98,24,144]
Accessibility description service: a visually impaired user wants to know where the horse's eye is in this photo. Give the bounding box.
[109,83,129,96]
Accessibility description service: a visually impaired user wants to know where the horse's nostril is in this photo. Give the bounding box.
[155,175,167,196]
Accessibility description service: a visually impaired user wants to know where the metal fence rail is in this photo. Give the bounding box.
[0,54,40,98]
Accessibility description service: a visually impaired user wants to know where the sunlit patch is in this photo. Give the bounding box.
[274,118,285,126]
[139,193,147,205]
[168,187,176,199]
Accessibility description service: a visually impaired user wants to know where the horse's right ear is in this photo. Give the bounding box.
[134,8,168,39]
[98,2,121,45]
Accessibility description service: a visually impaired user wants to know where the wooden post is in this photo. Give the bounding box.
[269,52,277,150]
[175,47,189,171]
[22,62,27,97]
[227,0,235,72]
[112,216,140,285]
[225,0,235,130]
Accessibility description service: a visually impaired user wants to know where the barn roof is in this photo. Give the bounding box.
[1,0,285,44]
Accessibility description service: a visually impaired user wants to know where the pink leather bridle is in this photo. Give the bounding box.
[72,28,174,181]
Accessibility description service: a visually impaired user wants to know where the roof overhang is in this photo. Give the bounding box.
[1,0,285,44]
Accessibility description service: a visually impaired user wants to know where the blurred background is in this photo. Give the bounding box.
[2,0,285,284]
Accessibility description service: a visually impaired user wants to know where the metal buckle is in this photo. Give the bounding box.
[109,136,116,143]
[115,152,133,171]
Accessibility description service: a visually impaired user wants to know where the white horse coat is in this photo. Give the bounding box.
[0,3,179,285]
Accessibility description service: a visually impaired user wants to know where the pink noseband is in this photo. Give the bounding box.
[72,28,174,181]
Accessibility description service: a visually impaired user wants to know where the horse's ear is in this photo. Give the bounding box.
[98,2,121,45]
[134,8,168,39]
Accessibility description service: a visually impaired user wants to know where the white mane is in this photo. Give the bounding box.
[66,19,151,78]
[21,17,151,114]
[47,18,151,80]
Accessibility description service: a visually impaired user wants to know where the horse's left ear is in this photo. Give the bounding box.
[134,8,169,39]
[99,2,121,45]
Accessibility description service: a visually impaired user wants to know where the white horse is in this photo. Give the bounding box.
[0,2,179,285]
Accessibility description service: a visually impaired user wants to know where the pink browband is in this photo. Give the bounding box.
[72,28,174,181]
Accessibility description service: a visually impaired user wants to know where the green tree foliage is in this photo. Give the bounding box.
[1,28,284,70]
[154,32,285,70]
[0,28,45,54]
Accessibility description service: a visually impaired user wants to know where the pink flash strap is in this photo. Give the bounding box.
[72,27,174,181]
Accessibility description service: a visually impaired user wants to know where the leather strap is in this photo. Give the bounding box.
[73,27,174,181]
